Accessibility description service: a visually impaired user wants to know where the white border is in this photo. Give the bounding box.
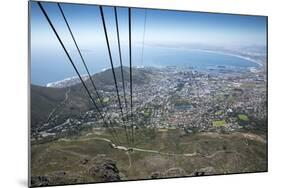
[1,0,280,188]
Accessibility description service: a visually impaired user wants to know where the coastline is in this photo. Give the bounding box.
[43,47,263,87]
[185,48,263,67]
[149,45,263,67]
[46,74,89,88]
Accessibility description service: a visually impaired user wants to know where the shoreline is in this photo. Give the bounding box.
[186,48,263,67]
[42,48,263,87]
[149,45,263,67]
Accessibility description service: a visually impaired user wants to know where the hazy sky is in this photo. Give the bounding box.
[31,1,267,48]
[30,1,267,85]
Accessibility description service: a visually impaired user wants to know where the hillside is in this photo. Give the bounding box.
[31,85,67,130]
[31,128,267,186]
[31,67,155,130]
[72,66,156,91]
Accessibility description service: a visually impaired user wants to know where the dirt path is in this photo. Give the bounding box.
[56,148,90,159]
[126,151,132,170]
[70,137,198,157]
[47,88,71,122]
[56,136,247,170]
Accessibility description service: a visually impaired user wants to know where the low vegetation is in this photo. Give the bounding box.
[31,128,267,186]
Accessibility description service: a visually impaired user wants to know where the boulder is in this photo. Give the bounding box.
[164,167,186,177]
[31,176,49,187]
[151,171,162,179]
[88,158,120,182]
[194,166,216,176]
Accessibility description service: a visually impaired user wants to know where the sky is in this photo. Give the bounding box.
[30,1,267,85]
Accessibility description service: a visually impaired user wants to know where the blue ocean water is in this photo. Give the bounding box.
[141,47,258,69]
[31,46,258,86]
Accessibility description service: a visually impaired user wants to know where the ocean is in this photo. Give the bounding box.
[31,46,259,86]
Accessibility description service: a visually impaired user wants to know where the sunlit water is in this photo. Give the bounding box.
[31,46,258,86]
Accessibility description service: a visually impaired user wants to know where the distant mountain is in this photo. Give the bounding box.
[91,66,155,86]
[45,66,154,89]
[31,67,156,130]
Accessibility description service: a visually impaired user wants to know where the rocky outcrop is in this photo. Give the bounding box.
[151,171,162,179]
[31,176,50,187]
[31,171,80,187]
[151,167,186,179]
[164,167,186,177]
[194,166,216,176]
[88,157,120,182]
